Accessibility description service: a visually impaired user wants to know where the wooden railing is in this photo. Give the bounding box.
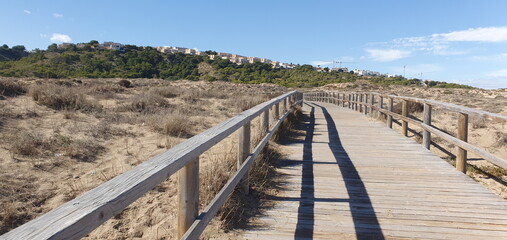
[1,91,304,240]
[305,91,507,172]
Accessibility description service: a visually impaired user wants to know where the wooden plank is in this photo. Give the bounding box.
[242,101,507,240]
[1,91,298,240]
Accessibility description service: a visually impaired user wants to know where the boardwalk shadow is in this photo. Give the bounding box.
[292,102,384,240]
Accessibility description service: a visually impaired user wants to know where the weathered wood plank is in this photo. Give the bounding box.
[242,101,507,240]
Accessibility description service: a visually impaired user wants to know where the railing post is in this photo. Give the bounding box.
[356,93,361,112]
[283,97,287,112]
[275,102,280,119]
[238,121,251,193]
[354,93,357,110]
[402,99,408,136]
[387,97,393,128]
[336,93,339,105]
[457,113,469,173]
[359,94,364,113]
[342,93,345,107]
[423,103,432,149]
[377,96,383,118]
[370,93,375,117]
[261,108,269,134]
[178,157,199,238]
[348,94,351,109]
[364,93,370,115]
[356,93,363,112]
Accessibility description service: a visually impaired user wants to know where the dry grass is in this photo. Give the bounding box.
[30,84,101,112]
[0,79,26,98]
[120,93,170,114]
[393,100,424,115]
[0,78,289,237]
[145,114,194,137]
[200,107,301,232]
[8,131,104,162]
[0,173,51,235]
[227,95,270,112]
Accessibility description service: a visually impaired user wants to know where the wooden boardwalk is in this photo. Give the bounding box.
[242,101,507,240]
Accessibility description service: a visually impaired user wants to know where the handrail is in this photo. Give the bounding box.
[304,91,507,172]
[1,91,304,240]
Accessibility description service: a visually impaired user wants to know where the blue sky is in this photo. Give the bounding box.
[2,0,507,89]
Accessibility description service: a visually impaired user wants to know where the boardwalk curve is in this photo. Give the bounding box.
[242,101,507,240]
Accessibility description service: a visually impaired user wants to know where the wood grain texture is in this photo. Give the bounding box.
[423,103,432,150]
[242,101,507,240]
[178,157,199,238]
[1,91,298,240]
[456,113,469,173]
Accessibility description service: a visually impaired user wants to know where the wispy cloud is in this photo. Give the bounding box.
[53,13,63,18]
[470,53,507,62]
[436,27,507,42]
[23,10,31,14]
[370,26,507,57]
[365,49,410,62]
[50,33,72,43]
[487,69,507,78]
[311,60,333,66]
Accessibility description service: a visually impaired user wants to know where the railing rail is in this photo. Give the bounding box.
[304,91,507,171]
[1,91,304,240]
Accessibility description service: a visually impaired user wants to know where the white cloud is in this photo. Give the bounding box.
[40,33,48,38]
[23,10,31,14]
[50,33,72,43]
[372,26,507,57]
[311,60,333,66]
[470,53,507,62]
[53,13,63,18]
[436,27,507,42]
[365,49,410,62]
[487,69,507,78]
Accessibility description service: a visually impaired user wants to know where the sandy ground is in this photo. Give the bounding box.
[0,78,287,239]
[319,81,507,199]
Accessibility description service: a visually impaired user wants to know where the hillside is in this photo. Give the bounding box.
[0,41,473,89]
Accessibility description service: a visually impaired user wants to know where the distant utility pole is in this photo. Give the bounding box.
[403,65,406,78]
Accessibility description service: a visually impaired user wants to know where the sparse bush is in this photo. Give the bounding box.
[227,95,268,111]
[8,131,103,162]
[30,84,101,112]
[0,173,49,235]
[393,101,424,114]
[123,93,170,114]
[150,87,182,98]
[0,79,26,97]
[146,114,193,137]
[9,132,44,156]
[470,115,487,129]
[495,131,507,147]
[118,79,133,88]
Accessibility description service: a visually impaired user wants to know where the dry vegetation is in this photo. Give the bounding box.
[0,77,289,238]
[320,81,507,198]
